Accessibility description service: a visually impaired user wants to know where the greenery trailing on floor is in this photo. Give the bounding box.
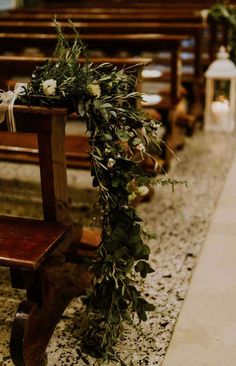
[209,2,236,64]
[18,21,182,364]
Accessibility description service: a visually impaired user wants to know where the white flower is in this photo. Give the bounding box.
[137,186,149,196]
[86,83,101,98]
[42,79,57,96]
[107,158,116,168]
[136,143,146,152]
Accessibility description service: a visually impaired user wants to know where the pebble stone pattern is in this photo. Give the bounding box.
[0,130,236,366]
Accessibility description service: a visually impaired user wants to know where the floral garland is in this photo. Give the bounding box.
[208,2,236,64]
[18,22,181,364]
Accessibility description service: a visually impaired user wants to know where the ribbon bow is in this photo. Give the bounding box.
[0,83,27,132]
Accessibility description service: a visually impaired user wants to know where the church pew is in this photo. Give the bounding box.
[0,32,190,102]
[7,1,218,13]
[0,55,150,90]
[0,56,155,170]
[0,10,204,22]
[0,31,193,163]
[0,9,212,97]
[0,104,101,366]
[0,21,207,82]
[41,1,214,7]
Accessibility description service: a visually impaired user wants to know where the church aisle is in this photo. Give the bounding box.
[0,129,236,365]
[162,134,236,366]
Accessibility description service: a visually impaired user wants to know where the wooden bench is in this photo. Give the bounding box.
[7,2,217,13]
[1,3,214,67]
[0,32,193,163]
[0,32,188,100]
[0,20,207,80]
[3,32,191,121]
[0,56,160,170]
[0,18,208,123]
[0,104,101,366]
[0,9,204,22]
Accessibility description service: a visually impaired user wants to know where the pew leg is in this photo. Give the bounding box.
[9,256,91,366]
[164,101,186,161]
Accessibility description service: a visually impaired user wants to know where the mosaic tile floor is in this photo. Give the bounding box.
[0,130,236,365]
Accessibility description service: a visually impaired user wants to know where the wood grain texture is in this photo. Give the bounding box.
[0,215,67,270]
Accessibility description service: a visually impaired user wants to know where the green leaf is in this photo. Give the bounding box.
[125,258,135,272]
[100,107,110,122]
[135,260,155,278]
[114,247,127,259]
[105,133,113,140]
[78,102,85,117]
[102,102,113,108]
[116,128,130,142]
[112,178,121,188]
[144,302,156,312]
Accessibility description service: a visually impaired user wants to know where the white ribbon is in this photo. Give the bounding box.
[0,83,27,132]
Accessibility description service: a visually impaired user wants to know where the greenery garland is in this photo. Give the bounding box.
[208,2,236,64]
[18,22,181,364]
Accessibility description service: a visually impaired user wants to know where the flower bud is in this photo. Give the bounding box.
[137,185,149,196]
[107,158,116,168]
[128,192,137,203]
[136,143,146,152]
[86,83,101,98]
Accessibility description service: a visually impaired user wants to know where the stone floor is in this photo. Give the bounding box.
[0,130,236,365]
[162,143,236,366]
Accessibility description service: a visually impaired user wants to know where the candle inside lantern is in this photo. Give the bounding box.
[211,96,230,124]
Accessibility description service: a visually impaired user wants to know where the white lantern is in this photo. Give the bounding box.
[204,46,236,132]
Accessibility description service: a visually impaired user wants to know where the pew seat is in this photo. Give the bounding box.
[0,215,67,270]
[0,104,102,366]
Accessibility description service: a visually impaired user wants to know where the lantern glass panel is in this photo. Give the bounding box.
[211,79,231,126]
[213,79,230,101]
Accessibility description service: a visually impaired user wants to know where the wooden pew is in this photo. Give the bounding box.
[0,104,100,366]
[0,31,192,148]
[0,56,152,169]
[7,2,218,13]
[0,10,204,22]
[0,55,149,93]
[0,21,208,101]
[0,32,189,101]
[0,20,206,74]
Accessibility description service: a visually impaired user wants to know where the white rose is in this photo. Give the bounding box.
[107,158,116,168]
[42,79,57,96]
[86,83,101,98]
[137,186,149,196]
